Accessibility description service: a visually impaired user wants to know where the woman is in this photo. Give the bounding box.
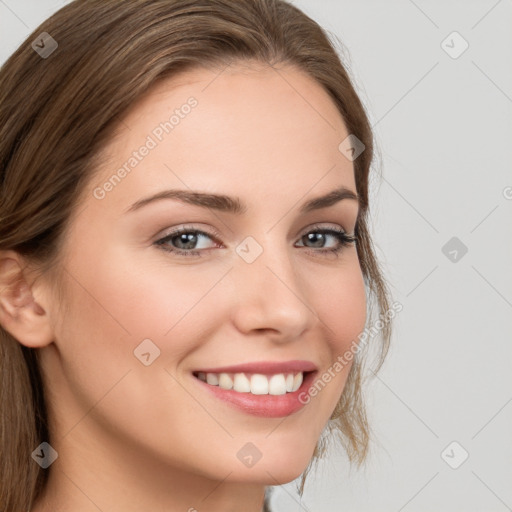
[0,1,393,510]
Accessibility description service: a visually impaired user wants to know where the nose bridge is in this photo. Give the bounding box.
[230,234,316,338]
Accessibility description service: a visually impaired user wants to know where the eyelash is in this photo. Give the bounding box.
[154,224,357,258]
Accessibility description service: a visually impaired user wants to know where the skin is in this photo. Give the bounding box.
[0,61,367,512]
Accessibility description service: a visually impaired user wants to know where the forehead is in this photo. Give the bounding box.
[83,62,356,217]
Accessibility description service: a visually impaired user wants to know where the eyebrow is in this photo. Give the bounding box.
[124,185,359,215]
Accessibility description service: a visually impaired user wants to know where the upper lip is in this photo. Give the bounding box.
[193,360,318,375]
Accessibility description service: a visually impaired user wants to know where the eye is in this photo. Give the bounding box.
[154,225,221,257]
[154,224,356,258]
[295,225,356,256]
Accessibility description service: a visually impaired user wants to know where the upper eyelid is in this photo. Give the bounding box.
[157,222,352,245]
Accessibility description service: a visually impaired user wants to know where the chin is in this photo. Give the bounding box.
[228,461,311,486]
[213,441,317,485]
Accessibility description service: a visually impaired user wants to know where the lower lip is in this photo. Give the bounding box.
[191,371,317,418]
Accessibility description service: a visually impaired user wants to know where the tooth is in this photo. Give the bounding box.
[285,373,294,392]
[206,373,219,386]
[205,371,304,394]
[268,374,287,395]
[233,373,251,393]
[250,374,269,395]
[291,372,303,392]
[218,373,233,390]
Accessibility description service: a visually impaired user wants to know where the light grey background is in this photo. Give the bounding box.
[1,1,511,511]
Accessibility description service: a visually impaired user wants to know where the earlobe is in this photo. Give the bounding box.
[0,252,54,348]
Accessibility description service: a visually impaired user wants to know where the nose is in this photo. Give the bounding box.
[229,241,317,343]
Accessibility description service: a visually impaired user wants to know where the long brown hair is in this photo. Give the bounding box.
[0,0,393,509]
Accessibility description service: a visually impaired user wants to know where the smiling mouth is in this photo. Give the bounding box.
[192,370,314,396]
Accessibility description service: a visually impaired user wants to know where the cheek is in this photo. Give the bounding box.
[50,246,210,417]
[302,257,367,409]
[111,257,227,361]
[64,242,223,353]
[310,257,367,353]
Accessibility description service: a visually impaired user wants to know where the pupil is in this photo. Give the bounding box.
[176,233,197,249]
[307,233,324,248]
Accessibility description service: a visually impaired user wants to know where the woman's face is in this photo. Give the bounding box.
[40,62,367,488]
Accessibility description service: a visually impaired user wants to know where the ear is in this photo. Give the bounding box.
[0,250,54,348]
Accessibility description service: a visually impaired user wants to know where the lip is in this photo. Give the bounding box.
[191,364,318,418]
[192,359,318,375]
